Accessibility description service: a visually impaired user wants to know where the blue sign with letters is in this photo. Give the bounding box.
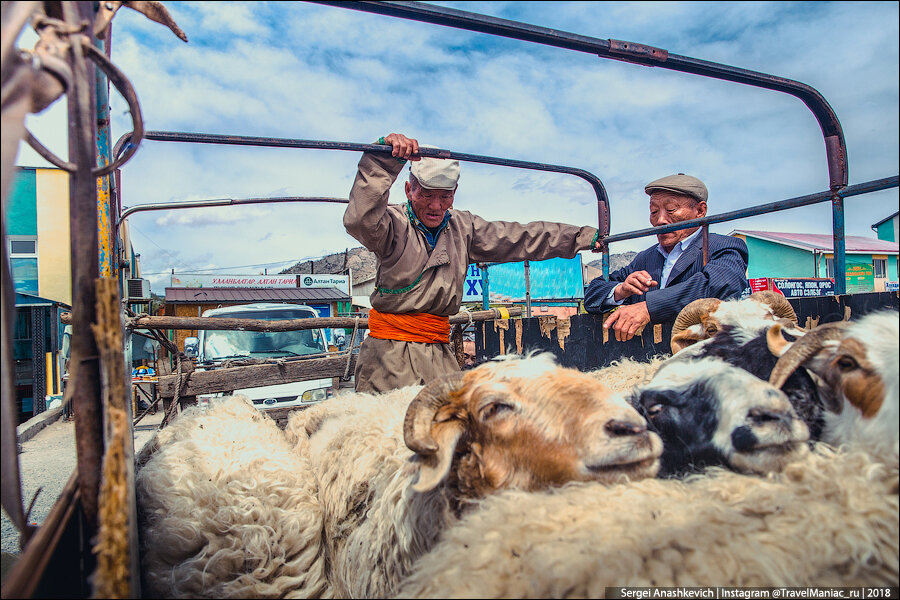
[463,256,584,302]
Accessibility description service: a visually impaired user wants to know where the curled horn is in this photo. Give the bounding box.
[749,291,799,325]
[404,372,466,455]
[769,321,848,390]
[670,298,722,351]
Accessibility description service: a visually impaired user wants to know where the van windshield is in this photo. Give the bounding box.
[202,309,326,361]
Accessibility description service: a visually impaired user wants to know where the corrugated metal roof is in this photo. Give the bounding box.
[165,286,350,303]
[732,230,899,254]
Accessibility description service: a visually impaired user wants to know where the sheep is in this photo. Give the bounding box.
[393,313,900,599]
[630,356,811,477]
[669,290,801,353]
[135,395,329,599]
[661,293,829,441]
[768,309,900,462]
[285,352,664,598]
[395,444,898,598]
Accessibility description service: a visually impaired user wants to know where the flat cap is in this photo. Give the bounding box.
[410,154,460,190]
[644,173,708,203]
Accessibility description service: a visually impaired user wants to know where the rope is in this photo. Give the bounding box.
[343,317,360,380]
[159,354,185,430]
[458,305,474,328]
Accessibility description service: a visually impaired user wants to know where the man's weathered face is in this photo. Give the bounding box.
[406,179,455,228]
[649,192,707,252]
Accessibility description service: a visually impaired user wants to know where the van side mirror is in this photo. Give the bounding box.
[184,337,199,358]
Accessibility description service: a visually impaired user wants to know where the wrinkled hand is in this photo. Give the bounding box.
[613,270,657,302]
[382,133,421,161]
[603,302,651,342]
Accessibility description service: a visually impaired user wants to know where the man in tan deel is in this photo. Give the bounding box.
[344,132,601,393]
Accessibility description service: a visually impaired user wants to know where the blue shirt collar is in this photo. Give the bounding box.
[406,202,451,250]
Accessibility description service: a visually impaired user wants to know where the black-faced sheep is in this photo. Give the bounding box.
[135,396,328,599]
[286,352,664,598]
[630,356,811,477]
[661,292,829,441]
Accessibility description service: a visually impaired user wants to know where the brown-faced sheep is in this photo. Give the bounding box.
[285,352,664,598]
[768,309,899,462]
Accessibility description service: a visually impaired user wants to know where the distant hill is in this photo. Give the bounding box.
[282,247,639,285]
[281,247,377,285]
[586,251,638,273]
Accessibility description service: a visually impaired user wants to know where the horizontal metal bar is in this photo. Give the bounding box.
[311,1,846,189]
[113,130,610,236]
[602,176,898,245]
[118,196,349,224]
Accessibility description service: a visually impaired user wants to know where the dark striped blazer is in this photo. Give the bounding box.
[584,233,749,323]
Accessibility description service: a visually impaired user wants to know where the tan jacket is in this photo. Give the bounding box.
[344,151,598,392]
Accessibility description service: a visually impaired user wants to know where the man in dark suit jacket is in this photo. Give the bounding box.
[584,173,749,341]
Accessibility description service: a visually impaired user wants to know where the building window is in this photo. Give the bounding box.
[873,259,887,279]
[825,258,834,279]
[8,236,38,294]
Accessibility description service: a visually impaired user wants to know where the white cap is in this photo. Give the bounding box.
[410,148,460,190]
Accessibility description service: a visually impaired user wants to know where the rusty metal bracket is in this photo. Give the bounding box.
[607,39,668,64]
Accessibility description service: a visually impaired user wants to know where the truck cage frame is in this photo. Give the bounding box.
[1,1,898,597]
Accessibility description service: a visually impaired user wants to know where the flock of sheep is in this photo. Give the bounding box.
[133,293,899,598]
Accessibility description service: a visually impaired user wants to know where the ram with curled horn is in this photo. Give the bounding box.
[287,352,664,598]
[670,290,801,354]
[767,310,899,457]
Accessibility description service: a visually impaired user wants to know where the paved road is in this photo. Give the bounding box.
[1,410,163,558]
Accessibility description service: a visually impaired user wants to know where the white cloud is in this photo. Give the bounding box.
[14,0,898,271]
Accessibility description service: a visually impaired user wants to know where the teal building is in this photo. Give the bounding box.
[730,230,899,291]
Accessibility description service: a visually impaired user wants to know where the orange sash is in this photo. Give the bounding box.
[367,307,451,344]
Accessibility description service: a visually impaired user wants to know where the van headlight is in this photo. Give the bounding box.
[300,386,333,402]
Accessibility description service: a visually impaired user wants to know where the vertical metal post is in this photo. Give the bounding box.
[481,264,490,311]
[602,250,610,279]
[64,0,104,534]
[702,224,709,267]
[31,307,46,414]
[95,29,115,279]
[831,192,847,295]
[524,260,532,318]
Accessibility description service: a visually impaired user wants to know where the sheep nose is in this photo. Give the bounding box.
[605,419,647,437]
[747,407,789,427]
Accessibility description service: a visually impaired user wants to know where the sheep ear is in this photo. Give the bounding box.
[670,328,704,354]
[410,420,465,493]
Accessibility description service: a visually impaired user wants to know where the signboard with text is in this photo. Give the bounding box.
[844,264,874,293]
[298,274,351,296]
[748,277,835,298]
[170,274,298,288]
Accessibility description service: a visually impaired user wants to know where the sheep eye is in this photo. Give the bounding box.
[835,355,858,371]
[647,404,664,416]
[480,402,514,420]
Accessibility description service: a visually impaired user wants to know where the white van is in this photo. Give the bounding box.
[185,302,334,410]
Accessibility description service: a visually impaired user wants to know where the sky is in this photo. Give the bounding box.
[14,1,900,295]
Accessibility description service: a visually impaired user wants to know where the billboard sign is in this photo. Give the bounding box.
[464,256,584,303]
[845,264,874,293]
[170,274,298,288]
[298,274,351,296]
[770,278,835,298]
